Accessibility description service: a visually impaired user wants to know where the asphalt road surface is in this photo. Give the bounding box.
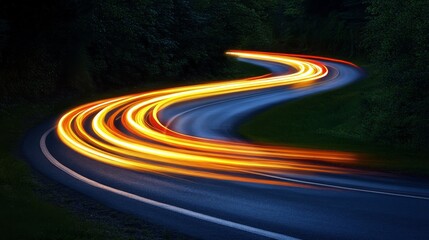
[23,51,429,240]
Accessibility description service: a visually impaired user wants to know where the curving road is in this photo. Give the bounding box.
[23,51,429,239]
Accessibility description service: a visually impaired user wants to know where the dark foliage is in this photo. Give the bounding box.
[362,0,429,149]
[0,0,366,102]
[0,0,427,148]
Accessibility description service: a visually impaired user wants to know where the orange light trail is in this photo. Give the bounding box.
[57,51,360,186]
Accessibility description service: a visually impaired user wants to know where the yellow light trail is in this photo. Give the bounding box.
[57,50,360,186]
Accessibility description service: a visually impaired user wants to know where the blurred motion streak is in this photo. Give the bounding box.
[57,50,361,186]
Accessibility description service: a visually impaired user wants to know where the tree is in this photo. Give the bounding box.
[362,0,429,148]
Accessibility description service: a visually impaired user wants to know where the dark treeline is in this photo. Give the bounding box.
[361,0,429,149]
[0,0,365,100]
[0,0,427,148]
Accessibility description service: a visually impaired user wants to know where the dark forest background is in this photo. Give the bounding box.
[0,0,428,149]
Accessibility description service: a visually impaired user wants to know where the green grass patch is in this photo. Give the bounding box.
[239,64,429,176]
[0,102,121,240]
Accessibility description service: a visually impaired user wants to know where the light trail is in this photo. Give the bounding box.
[57,51,361,186]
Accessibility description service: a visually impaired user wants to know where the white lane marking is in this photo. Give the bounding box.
[252,172,429,201]
[40,128,297,240]
[160,65,429,201]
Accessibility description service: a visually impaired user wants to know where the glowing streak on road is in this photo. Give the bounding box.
[57,51,360,185]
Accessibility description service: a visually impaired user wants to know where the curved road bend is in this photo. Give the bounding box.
[23,51,429,240]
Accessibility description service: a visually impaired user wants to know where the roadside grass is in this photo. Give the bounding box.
[239,64,429,176]
[0,103,118,240]
[0,59,267,240]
